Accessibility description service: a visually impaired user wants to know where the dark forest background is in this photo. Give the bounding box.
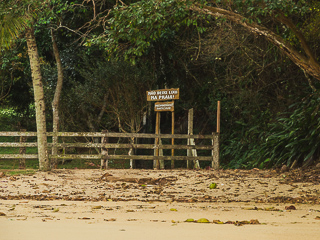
[1,0,320,169]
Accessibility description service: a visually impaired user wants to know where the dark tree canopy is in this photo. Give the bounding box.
[1,0,320,169]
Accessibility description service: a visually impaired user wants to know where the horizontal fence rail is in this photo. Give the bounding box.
[0,131,220,169]
[0,132,215,139]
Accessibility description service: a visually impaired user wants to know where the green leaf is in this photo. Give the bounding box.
[196,218,210,223]
[209,183,217,189]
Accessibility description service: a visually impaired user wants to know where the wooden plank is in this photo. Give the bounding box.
[0,154,38,159]
[171,111,175,169]
[147,88,179,101]
[53,143,103,148]
[56,132,215,139]
[0,131,217,139]
[101,130,109,169]
[106,155,212,161]
[19,129,27,169]
[212,133,220,169]
[0,132,37,136]
[86,143,213,150]
[217,101,221,133]
[158,139,164,169]
[53,132,106,137]
[52,154,101,159]
[190,138,200,169]
[187,108,199,168]
[154,101,174,112]
[154,111,160,169]
[60,143,212,150]
[0,153,213,161]
[0,154,101,159]
[0,143,38,147]
[0,142,213,150]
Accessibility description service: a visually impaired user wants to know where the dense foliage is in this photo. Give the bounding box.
[1,0,320,169]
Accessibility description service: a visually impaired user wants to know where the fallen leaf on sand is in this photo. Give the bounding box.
[9,176,17,181]
[225,221,235,224]
[92,205,102,209]
[250,219,260,224]
[234,219,260,226]
[285,205,296,210]
[196,218,210,223]
[212,220,224,224]
[185,218,195,222]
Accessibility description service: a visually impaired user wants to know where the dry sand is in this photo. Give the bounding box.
[0,168,320,240]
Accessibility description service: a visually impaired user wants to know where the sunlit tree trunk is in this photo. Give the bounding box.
[25,26,50,171]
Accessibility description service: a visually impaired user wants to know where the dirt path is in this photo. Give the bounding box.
[1,168,320,239]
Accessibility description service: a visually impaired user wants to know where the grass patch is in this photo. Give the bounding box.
[56,159,130,169]
[0,159,39,169]
[2,169,37,176]
[0,158,131,170]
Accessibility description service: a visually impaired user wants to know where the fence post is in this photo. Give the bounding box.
[154,111,160,169]
[19,129,27,169]
[217,101,221,133]
[187,108,199,169]
[129,136,134,169]
[212,100,221,169]
[171,111,175,169]
[190,138,200,169]
[212,133,220,169]
[187,109,192,168]
[159,138,164,169]
[101,130,109,169]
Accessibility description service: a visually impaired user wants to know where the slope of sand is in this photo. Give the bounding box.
[0,168,320,240]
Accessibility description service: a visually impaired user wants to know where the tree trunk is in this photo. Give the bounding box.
[25,26,50,171]
[51,29,64,168]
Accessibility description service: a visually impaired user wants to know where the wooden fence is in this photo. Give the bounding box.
[0,131,220,169]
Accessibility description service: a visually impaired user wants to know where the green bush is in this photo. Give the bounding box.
[255,93,320,168]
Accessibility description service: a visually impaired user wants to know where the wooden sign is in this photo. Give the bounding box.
[147,88,179,101]
[154,101,174,112]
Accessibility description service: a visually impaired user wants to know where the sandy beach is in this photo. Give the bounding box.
[1,168,320,239]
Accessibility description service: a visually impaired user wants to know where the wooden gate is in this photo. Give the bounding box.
[0,131,219,169]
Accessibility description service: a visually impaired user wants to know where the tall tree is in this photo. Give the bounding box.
[50,29,64,168]
[0,1,50,170]
[95,0,320,81]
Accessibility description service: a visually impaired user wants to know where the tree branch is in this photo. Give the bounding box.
[189,3,320,80]
[275,13,316,64]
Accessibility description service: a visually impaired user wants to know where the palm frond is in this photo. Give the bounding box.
[0,3,30,48]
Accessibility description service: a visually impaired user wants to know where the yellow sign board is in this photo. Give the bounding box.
[147,88,179,101]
